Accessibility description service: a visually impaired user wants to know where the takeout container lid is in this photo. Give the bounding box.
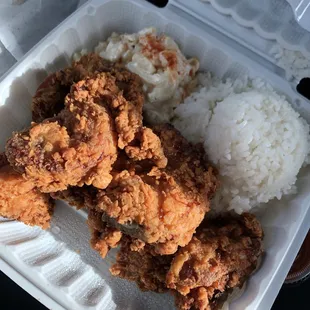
[287,0,310,32]
[1,1,310,310]
[173,0,310,83]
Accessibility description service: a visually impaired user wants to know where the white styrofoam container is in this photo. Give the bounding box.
[1,0,310,309]
[180,0,310,84]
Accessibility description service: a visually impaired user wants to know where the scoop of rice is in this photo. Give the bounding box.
[173,72,242,144]
[205,90,310,213]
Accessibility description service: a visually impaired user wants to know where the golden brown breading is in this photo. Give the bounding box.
[110,236,172,293]
[51,125,217,256]
[125,127,168,168]
[175,287,228,310]
[32,54,115,122]
[32,53,144,123]
[0,153,54,229]
[167,213,263,309]
[6,74,119,192]
[97,167,209,255]
[31,54,167,169]
[96,124,218,255]
[152,124,218,200]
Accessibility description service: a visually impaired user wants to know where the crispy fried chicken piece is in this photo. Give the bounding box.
[96,124,218,255]
[0,153,54,229]
[32,54,167,168]
[110,236,172,293]
[32,54,133,122]
[169,213,263,310]
[98,168,207,255]
[6,74,118,192]
[51,125,217,256]
[32,53,144,127]
[74,57,145,151]
[110,213,263,310]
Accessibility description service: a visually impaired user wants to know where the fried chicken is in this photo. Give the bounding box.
[32,53,144,144]
[175,287,228,310]
[32,55,167,168]
[171,213,263,310]
[167,213,263,299]
[0,153,54,229]
[110,213,263,310]
[6,74,119,192]
[53,125,217,257]
[95,124,218,255]
[125,126,167,168]
[32,53,143,123]
[50,121,219,257]
[110,236,172,293]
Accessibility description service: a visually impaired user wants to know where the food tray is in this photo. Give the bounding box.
[1,0,310,309]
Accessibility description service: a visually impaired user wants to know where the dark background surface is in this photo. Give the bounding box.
[1,0,309,309]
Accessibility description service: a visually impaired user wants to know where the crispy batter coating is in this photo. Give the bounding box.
[175,287,228,310]
[167,213,263,296]
[152,124,218,200]
[0,153,54,229]
[125,127,167,168]
[97,168,206,255]
[110,236,172,293]
[51,124,216,254]
[170,213,263,310]
[110,213,263,310]
[51,125,217,256]
[96,124,218,255]
[32,54,133,121]
[32,53,144,127]
[6,74,119,192]
[32,54,167,168]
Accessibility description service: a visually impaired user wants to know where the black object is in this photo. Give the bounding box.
[297,78,310,101]
[146,0,168,7]
[272,278,310,310]
[0,271,47,310]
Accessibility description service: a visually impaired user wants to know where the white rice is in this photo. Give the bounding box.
[173,75,310,213]
[173,72,249,144]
